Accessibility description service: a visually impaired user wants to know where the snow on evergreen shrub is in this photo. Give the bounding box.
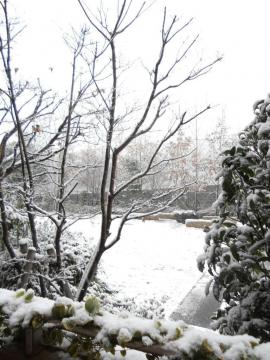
[1,288,269,360]
[198,94,270,341]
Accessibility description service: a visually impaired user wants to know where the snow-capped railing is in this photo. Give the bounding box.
[0,288,269,359]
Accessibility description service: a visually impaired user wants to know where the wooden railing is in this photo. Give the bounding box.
[0,289,265,360]
[24,323,177,358]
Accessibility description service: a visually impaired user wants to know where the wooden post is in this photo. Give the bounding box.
[24,327,43,356]
[19,239,28,254]
[18,247,36,289]
[25,327,33,356]
[46,245,56,258]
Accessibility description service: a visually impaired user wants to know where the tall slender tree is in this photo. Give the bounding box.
[75,0,221,300]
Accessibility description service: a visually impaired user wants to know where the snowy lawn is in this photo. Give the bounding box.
[71,217,205,318]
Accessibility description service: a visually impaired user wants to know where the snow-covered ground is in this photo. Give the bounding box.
[71,217,205,318]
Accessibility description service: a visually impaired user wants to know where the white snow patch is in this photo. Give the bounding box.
[254,343,270,360]
[71,217,205,317]
[0,289,54,327]
[142,335,153,346]
[18,238,29,245]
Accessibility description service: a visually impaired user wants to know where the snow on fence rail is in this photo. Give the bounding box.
[0,288,270,359]
[185,219,212,228]
[185,219,237,229]
[142,213,176,221]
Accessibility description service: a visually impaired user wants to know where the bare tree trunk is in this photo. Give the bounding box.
[76,38,117,300]
[76,245,104,301]
[25,202,39,249]
[54,226,63,270]
[0,0,46,294]
[1,0,39,249]
[0,182,16,258]
[53,35,84,271]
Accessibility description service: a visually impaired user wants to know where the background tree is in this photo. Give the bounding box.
[198,94,270,341]
[72,146,103,200]
[201,113,236,196]
[161,130,195,187]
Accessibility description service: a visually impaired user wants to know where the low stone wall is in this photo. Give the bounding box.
[36,185,220,214]
[185,219,212,228]
[142,213,176,221]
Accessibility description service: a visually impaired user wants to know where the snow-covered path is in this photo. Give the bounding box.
[71,218,205,317]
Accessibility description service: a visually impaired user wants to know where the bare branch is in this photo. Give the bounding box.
[104,204,136,250]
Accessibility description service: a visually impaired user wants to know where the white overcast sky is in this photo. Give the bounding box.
[8,0,270,136]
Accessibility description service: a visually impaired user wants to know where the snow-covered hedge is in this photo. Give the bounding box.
[1,288,270,359]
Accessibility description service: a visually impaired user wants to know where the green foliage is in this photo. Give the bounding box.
[85,296,100,315]
[62,318,77,331]
[15,289,25,298]
[66,336,101,359]
[31,314,44,329]
[51,303,67,319]
[0,310,20,349]
[24,289,34,303]
[199,95,270,341]
[43,328,64,346]
[174,327,182,340]
[120,349,127,357]
[51,303,75,322]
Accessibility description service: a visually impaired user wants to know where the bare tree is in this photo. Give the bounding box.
[0,0,221,301]
[75,0,222,301]
[0,0,95,296]
[203,113,236,189]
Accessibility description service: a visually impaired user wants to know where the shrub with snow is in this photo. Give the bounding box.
[1,288,270,360]
[198,94,270,341]
[0,219,96,298]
